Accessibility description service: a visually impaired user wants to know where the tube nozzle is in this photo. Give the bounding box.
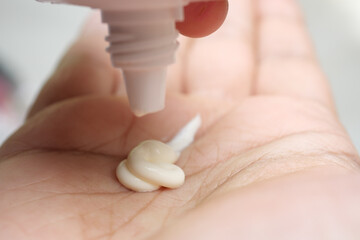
[123,69,167,117]
[102,8,183,116]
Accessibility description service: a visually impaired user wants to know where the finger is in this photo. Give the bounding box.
[27,12,122,120]
[172,0,256,101]
[255,0,335,110]
[168,0,229,92]
[176,0,229,38]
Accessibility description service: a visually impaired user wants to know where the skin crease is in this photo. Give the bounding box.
[0,0,360,239]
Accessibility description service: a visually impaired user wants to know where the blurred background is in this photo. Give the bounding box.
[0,0,359,150]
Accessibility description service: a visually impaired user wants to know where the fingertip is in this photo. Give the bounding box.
[176,0,229,38]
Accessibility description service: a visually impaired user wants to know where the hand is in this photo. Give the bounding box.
[1,0,359,239]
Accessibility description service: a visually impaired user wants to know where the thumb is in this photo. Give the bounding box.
[177,0,229,38]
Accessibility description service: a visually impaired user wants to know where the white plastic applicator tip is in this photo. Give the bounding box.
[124,69,167,117]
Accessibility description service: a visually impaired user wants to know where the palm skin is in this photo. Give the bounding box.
[1,0,360,239]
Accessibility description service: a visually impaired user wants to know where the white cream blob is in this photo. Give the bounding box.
[116,115,202,192]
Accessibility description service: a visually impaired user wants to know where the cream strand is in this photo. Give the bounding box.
[116,115,202,192]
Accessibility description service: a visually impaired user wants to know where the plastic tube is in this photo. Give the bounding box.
[37,0,209,116]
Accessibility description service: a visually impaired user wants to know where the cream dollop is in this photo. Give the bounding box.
[116,140,184,192]
[116,115,202,192]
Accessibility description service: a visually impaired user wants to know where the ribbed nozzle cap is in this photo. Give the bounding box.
[102,7,183,117]
[123,69,167,117]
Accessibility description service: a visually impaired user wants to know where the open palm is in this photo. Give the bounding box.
[1,0,360,239]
